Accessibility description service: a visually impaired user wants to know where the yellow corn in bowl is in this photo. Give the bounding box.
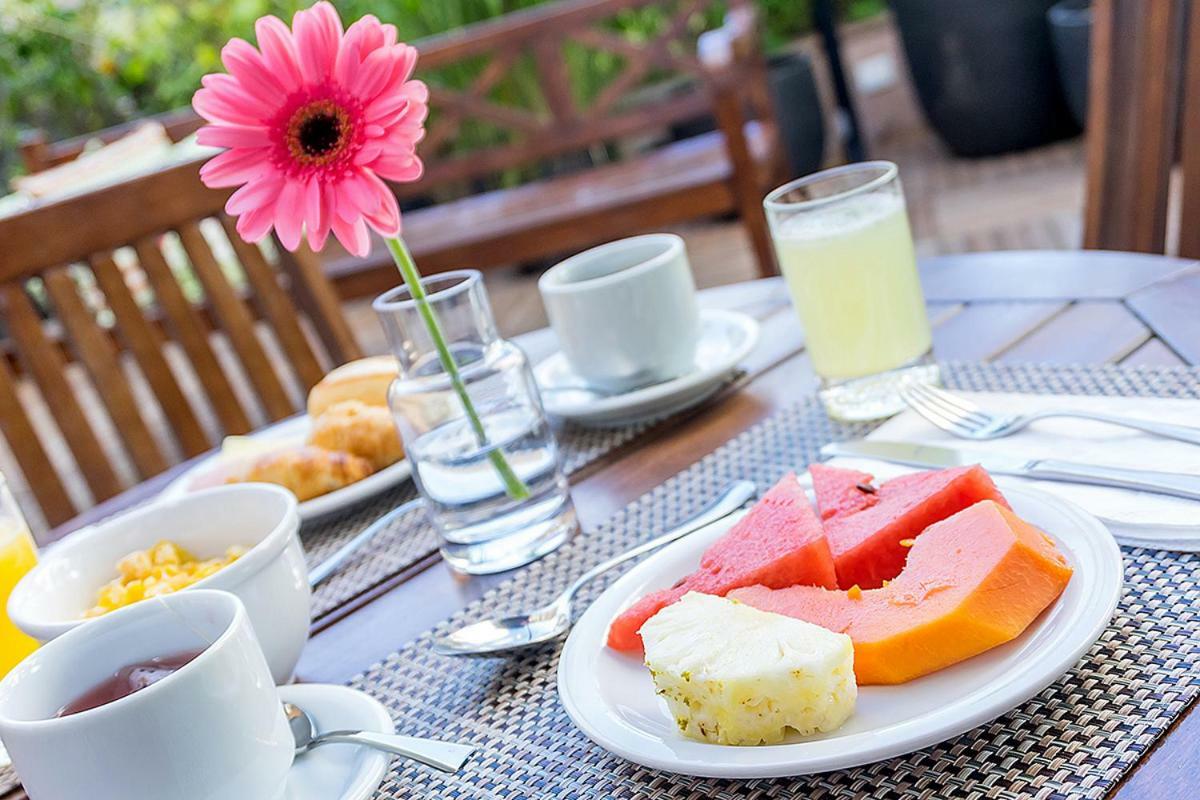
[85,541,247,618]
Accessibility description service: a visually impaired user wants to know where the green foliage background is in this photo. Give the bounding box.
[0,0,883,182]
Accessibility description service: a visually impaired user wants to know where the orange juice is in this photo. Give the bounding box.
[0,522,38,677]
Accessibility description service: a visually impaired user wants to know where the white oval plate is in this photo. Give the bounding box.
[534,309,759,428]
[161,416,412,523]
[557,484,1123,778]
[280,684,394,800]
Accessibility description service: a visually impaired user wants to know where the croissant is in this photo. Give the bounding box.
[228,445,374,501]
[307,400,404,471]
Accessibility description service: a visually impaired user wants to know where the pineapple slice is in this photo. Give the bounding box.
[640,592,856,746]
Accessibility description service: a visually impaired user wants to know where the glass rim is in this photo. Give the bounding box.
[763,160,899,213]
[371,269,482,312]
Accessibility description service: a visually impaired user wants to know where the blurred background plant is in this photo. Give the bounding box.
[0,0,884,184]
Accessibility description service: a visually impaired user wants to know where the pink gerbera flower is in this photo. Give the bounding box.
[193,1,428,257]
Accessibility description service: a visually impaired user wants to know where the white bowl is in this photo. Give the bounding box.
[8,484,310,683]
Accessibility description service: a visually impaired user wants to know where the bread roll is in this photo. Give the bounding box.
[307,356,398,417]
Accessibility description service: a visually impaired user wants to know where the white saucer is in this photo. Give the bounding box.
[0,740,8,770]
[558,485,1123,778]
[161,416,413,523]
[281,684,394,800]
[534,309,759,428]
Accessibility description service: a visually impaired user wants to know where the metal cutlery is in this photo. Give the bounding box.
[284,701,473,773]
[899,381,1200,445]
[822,440,1200,501]
[308,497,424,588]
[432,479,758,656]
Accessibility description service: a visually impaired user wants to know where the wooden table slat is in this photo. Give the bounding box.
[995,301,1151,364]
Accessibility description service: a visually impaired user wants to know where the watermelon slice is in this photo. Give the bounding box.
[810,462,879,521]
[606,473,838,652]
[817,464,1009,590]
[732,500,1073,684]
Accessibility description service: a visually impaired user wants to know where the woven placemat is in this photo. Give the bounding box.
[343,362,1200,799]
[304,419,654,618]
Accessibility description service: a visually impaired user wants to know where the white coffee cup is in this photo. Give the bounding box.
[0,590,294,800]
[538,234,700,392]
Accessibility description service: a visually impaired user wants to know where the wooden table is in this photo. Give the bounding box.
[17,250,1200,799]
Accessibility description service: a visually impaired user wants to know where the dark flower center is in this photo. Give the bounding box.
[286,99,352,167]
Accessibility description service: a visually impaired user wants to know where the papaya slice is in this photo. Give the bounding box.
[731,500,1073,684]
[815,464,1010,589]
[606,473,837,652]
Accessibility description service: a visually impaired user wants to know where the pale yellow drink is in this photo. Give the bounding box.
[774,192,931,380]
[0,521,38,677]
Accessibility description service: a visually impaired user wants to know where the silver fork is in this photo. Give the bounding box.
[899,381,1200,445]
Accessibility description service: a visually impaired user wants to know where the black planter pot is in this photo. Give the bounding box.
[1048,0,1091,129]
[767,52,826,178]
[888,0,1080,157]
[670,52,825,179]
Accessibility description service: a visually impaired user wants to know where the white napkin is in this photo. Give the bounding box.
[827,391,1200,551]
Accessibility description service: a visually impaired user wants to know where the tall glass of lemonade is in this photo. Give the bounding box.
[764,161,938,420]
[0,476,39,677]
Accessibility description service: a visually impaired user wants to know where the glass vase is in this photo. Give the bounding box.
[373,270,577,574]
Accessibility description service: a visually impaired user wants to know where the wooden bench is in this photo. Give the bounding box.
[19,0,784,294]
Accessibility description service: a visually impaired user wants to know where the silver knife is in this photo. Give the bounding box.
[820,440,1200,502]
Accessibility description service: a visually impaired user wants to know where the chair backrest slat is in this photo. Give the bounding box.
[89,253,210,458]
[1179,3,1200,259]
[42,267,168,480]
[222,222,328,391]
[175,222,296,422]
[275,244,365,366]
[0,356,75,526]
[133,235,253,436]
[1084,0,1188,253]
[2,284,124,503]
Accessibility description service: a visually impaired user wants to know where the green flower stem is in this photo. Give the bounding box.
[385,237,530,501]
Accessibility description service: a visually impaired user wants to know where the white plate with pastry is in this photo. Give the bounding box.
[161,357,412,522]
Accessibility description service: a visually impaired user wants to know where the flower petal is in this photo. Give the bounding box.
[220,38,287,106]
[304,178,330,251]
[198,147,271,188]
[226,174,284,217]
[364,189,401,238]
[352,49,400,103]
[255,15,304,93]
[293,1,343,84]
[331,215,371,258]
[196,124,272,149]
[192,86,263,127]
[273,180,306,251]
[369,154,424,183]
[236,205,276,243]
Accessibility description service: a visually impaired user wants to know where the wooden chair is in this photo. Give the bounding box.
[0,161,361,528]
[19,0,784,293]
[1083,0,1200,257]
[332,0,784,293]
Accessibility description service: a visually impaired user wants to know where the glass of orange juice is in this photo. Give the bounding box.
[0,475,39,678]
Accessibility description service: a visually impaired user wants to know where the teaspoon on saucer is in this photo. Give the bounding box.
[285,701,474,773]
[432,480,758,657]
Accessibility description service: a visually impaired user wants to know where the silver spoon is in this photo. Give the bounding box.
[284,701,474,773]
[432,479,757,657]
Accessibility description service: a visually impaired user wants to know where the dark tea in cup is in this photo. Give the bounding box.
[55,649,203,717]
